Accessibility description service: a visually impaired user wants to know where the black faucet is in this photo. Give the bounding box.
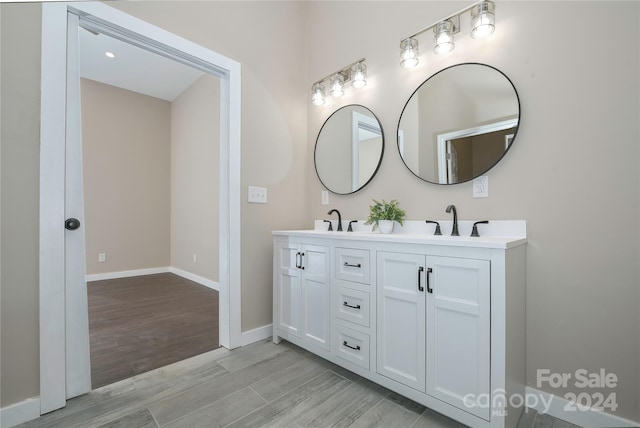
[445,205,459,236]
[327,209,342,232]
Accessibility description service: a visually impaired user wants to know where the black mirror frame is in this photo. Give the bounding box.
[314,104,385,195]
[396,62,521,185]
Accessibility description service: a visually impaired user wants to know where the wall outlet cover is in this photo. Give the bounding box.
[473,176,489,198]
[321,190,329,205]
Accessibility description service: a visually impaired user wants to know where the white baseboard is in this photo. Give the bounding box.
[85,267,219,292]
[169,267,219,291]
[86,267,169,282]
[240,324,273,346]
[0,397,40,428]
[525,386,638,428]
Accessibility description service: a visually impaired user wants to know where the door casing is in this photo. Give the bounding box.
[39,1,242,414]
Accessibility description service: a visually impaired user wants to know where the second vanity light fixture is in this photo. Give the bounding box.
[400,0,495,69]
[311,58,367,106]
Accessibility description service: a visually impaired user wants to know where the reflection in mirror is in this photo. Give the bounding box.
[397,63,520,184]
[315,105,384,194]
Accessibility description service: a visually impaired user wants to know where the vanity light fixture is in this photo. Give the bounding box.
[310,58,367,105]
[399,0,495,67]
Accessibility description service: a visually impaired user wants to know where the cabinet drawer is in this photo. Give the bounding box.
[335,248,370,284]
[333,286,370,328]
[335,325,370,370]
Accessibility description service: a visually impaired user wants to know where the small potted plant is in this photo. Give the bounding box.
[365,199,406,234]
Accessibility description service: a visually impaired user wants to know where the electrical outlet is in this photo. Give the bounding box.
[193,254,197,264]
[473,176,489,198]
[98,253,106,263]
[321,191,329,205]
[248,186,267,204]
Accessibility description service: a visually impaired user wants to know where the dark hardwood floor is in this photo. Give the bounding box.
[88,272,219,389]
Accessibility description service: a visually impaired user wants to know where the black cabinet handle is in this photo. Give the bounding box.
[343,262,362,268]
[343,301,361,309]
[342,340,360,351]
[418,266,424,292]
[295,252,301,269]
[300,252,305,270]
[426,267,433,293]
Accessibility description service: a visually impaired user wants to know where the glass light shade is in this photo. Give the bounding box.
[400,38,419,68]
[311,82,325,106]
[471,1,495,39]
[434,20,455,54]
[329,74,345,97]
[351,63,367,88]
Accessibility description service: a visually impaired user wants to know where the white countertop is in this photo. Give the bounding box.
[273,220,527,250]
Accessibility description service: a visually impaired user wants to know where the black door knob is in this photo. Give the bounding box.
[65,218,81,230]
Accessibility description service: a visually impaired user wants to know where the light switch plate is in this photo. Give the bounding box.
[248,186,267,203]
[473,176,489,198]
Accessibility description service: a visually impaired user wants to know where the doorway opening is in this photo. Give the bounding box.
[40,2,241,414]
[79,27,223,388]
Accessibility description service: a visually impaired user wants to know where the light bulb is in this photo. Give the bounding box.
[434,21,455,54]
[471,1,495,39]
[351,63,367,89]
[400,38,419,69]
[311,82,325,106]
[330,74,344,97]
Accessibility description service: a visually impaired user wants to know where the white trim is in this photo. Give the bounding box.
[169,267,220,291]
[525,386,639,428]
[240,324,274,346]
[0,397,41,428]
[40,2,242,415]
[85,267,170,282]
[85,267,219,292]
[436,118,518,184]
[39,3,69,413]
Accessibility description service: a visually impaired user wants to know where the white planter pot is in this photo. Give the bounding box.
[378,220,394,234]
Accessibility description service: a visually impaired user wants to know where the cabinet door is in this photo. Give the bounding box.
[300,244,331,350]
[275,242,301,337]
[426,256,490,421]
[376,251,426,392]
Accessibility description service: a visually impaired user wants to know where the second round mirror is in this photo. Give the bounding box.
[397,63,520,185]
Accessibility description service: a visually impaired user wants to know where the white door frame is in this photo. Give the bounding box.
[40,2,242,414]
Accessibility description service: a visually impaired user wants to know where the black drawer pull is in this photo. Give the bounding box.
[343,262,362,268]
[342,340,360,351]
[342,301,361,309]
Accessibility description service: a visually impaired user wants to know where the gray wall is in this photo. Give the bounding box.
[82,79,172,275]
[170,74,220,281]
[0,3,41,407]
[305,1,639,422]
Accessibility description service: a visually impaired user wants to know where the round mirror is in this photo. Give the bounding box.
[397,63,520,185]
[315,105,384,194]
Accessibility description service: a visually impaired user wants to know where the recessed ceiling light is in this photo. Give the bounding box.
[105,51,116,59]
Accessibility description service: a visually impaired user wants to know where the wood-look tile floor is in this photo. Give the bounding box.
[88,273,219,389]
[18,339,581,428]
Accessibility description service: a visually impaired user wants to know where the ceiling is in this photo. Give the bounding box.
[79,27,205,101]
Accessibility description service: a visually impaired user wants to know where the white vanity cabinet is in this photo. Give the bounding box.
[273,238,331,352]
[273,226,526,428]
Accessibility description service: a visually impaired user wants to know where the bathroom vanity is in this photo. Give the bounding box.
[273,221,526,428]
